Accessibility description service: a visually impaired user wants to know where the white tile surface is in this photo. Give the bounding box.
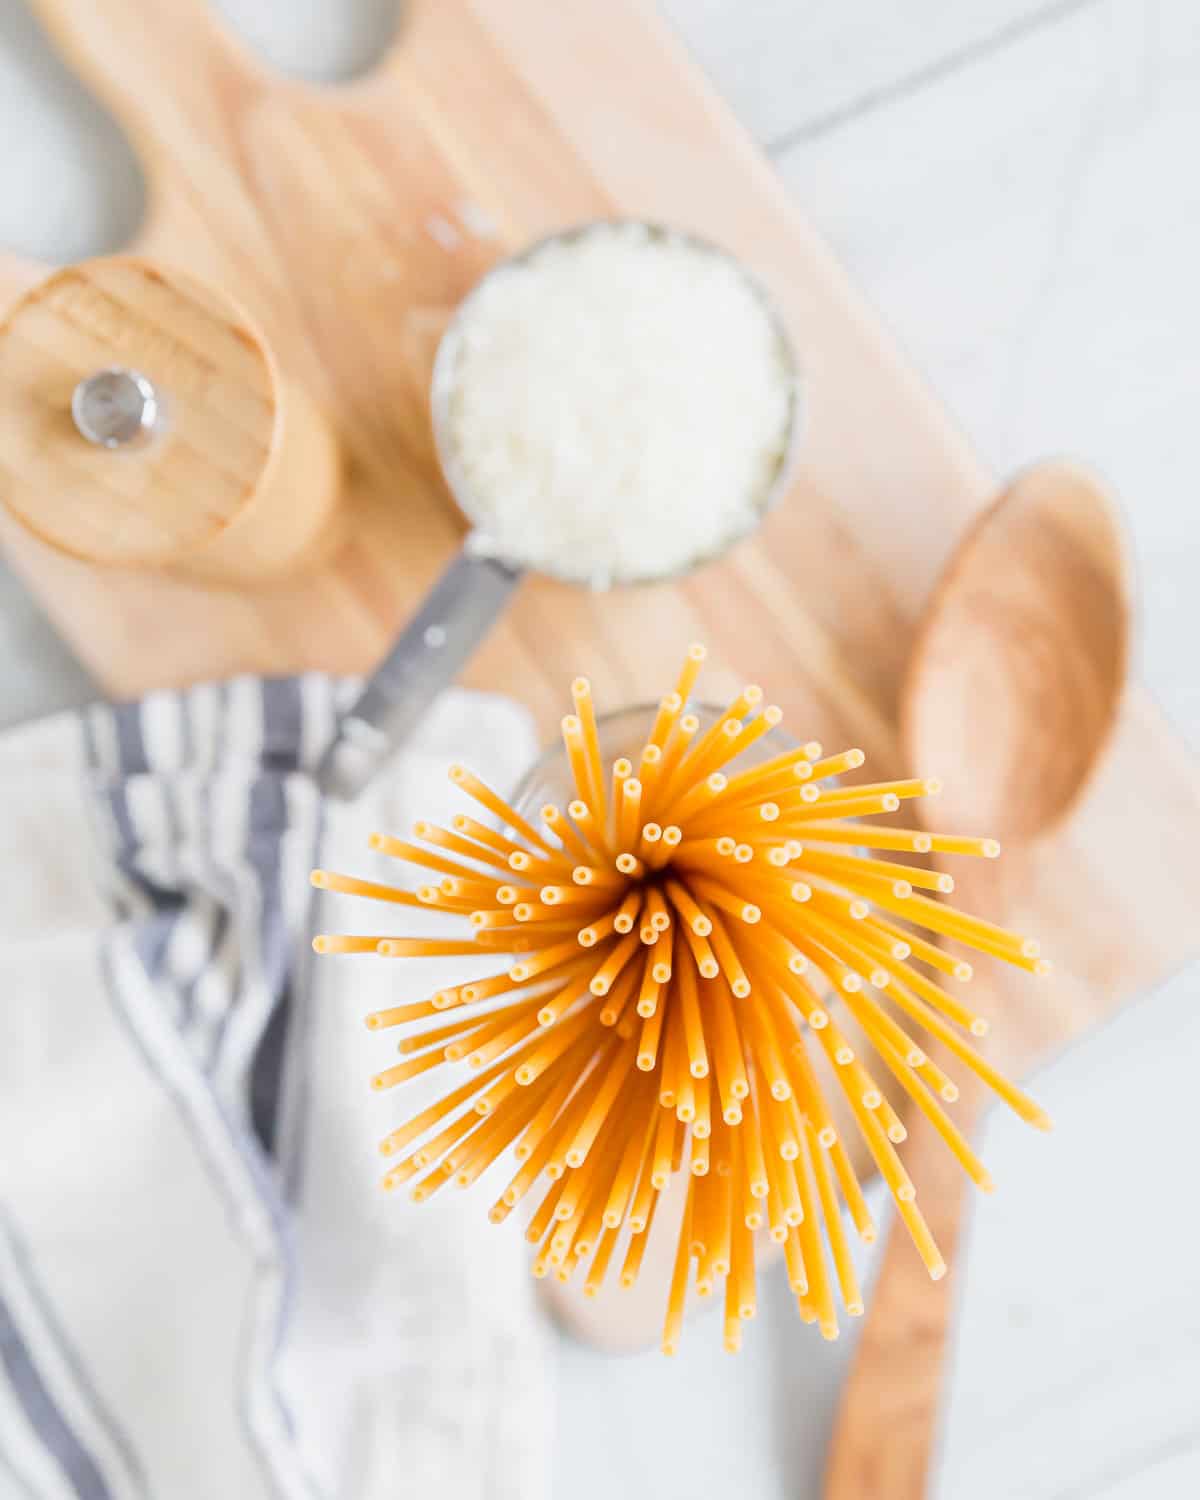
[937,967,1200,1499]
[0,566,92,731]
[776,4,1200,1491]
[1,2,1198,1497]
[657,0,1070,145]
[774,0,1200,745]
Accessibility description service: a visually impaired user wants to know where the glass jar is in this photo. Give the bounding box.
[511,702,799,823]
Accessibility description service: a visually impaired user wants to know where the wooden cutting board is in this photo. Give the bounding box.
[2,0,1199,1064]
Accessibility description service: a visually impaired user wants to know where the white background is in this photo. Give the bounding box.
[1,1,1198,1495]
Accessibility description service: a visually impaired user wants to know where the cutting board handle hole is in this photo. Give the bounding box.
[206,0,403,84]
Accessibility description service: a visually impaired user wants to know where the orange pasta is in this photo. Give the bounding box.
[314,646,1051,1355]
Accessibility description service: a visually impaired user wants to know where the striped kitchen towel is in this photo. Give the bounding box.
[0,677,551,1500]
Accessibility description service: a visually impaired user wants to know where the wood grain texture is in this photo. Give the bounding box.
[903,463,1133,843]
[823,1052,990,1500]
[2,0,989,730]
[825,853,1064,1500]
[0,0,1198,1360]
[826,468,1133,1499]
[0,249,40,306]
[0,257,344,582]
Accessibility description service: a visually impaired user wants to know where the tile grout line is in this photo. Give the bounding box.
[1046,1423,1200,1500]
[764,0,1104,157]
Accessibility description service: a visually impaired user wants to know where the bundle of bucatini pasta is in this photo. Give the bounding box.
[313,646,1049,1354]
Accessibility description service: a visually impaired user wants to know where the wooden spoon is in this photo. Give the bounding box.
[823,460,1132,1499]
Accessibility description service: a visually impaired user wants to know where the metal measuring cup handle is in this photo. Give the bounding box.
[315,548,522,800]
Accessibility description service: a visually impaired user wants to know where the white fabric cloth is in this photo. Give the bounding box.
[0,679,550,1500]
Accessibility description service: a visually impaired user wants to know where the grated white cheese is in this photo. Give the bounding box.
[438,221,795,588]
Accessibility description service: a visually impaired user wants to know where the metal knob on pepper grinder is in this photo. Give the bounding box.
[0,255,344,587]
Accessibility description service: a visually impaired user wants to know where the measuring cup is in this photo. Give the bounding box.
[316,222,801,800]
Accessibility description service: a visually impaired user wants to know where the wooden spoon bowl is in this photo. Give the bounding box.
[825,460,1133,1500]
[903,461,1131,841]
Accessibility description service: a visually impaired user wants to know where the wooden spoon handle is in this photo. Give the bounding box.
[823,1064,990,1500]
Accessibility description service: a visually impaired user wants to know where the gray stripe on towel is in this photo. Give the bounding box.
[0,1215,147,1500]
[261,679,304,774]
[0,1291,111,1500]
[112,705,148,778]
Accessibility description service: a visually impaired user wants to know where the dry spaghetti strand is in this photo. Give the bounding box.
[315,644,1052,1356]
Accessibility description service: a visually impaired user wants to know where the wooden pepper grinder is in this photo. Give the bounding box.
[0,256,343,586]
